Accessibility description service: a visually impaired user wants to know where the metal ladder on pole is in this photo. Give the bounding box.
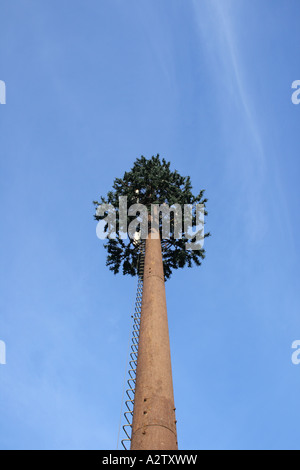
[121,241,145,450]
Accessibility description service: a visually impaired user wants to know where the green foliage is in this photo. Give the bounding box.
[94,155,210,280]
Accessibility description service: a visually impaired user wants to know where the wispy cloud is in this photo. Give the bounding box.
[191,0,297,254]
[212,2,265,158]
[192,0,267,241]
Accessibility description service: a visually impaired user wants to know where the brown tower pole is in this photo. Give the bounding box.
[130,227,178,450]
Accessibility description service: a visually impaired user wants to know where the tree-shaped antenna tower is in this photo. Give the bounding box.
[94,155,209,450]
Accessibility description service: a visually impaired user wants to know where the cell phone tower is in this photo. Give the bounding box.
[94,155,209,450]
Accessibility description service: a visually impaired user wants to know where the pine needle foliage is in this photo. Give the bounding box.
[94,155,210,280]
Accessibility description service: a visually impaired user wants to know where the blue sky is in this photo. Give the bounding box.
[0,0,300,450]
